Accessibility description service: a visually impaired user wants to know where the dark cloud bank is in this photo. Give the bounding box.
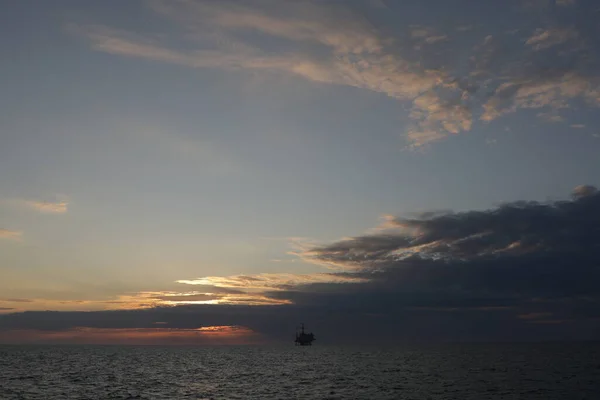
[2,186,600,343]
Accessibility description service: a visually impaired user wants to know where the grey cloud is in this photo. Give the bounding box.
[1,300,595,343]
[292,185,600,325]
[3,186,600,342]
[318,185,600,262]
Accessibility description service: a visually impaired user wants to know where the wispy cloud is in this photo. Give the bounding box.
[0,229,22,240]
[408,92,472,146]
[2,196,69,214]
[71,0,600,147]
[537,112,564,122]
[72,22,437,98]
[25,200,68,214]
[525,28,579,51]
[121,290,288,306]
[410,25,449,44]
[0,298,33,303]
[481,72,598,122]
[177,272,367,291]
[69,1,453,146]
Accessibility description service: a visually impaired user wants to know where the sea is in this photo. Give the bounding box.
[1,343,599,399]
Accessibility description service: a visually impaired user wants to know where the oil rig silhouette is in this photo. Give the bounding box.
[294,323,315,346]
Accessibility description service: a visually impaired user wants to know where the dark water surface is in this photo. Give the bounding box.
[1,343,599,399]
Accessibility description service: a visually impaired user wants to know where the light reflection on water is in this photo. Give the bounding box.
[0,343,598,399]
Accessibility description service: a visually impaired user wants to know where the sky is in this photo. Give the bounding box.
[1,0,600,344]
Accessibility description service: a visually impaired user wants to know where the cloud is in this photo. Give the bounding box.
[204,3,382,55]
[0,273,368,313]
[525,28,579,51]
[296,185,600,306]
[0,299,33,303]
[410,26,449,45]
[0,229,21,240]
[572,184,598,199]
[70,0,600,146]
[481,72,599,122]
[154,293,223,303]
[408,91,472,146]
[176,272,367,291]
[25,200,68,214]
[537,112,564,122]
[2,186,600,342]
[518,312,552,320]
[73,22,438,99]
[68,1,455,146]
[1,197,69,214]
[556,0,576,6]
[140,290,289,306]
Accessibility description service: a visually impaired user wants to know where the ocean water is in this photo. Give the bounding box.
[1,343,599,399]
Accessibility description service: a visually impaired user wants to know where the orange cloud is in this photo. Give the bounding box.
[0,290,287,313]
[25,200,68,214]
[176,272,367,290]
[0,229,21,240]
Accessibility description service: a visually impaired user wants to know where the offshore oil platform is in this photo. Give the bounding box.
[294,323,315,346]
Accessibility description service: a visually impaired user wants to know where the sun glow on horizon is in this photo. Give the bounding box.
[0,325,262,345]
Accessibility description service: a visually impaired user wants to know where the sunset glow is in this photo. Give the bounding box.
[1,0,600,345]
[0,326,261,345]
